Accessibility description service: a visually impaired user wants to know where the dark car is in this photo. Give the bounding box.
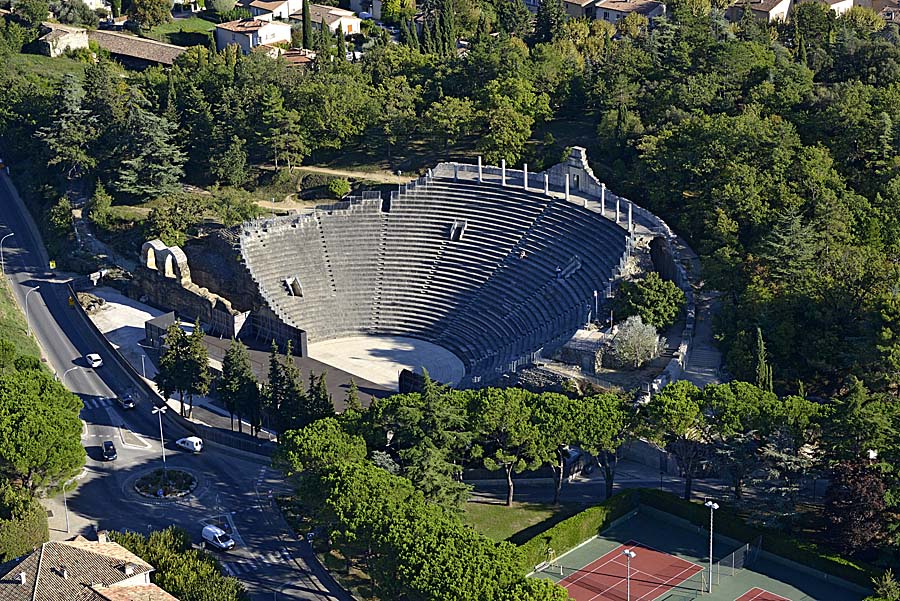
[102,441,117,461]
[117,394,135,409]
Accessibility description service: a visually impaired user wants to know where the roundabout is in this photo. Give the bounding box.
[132,468,199,499]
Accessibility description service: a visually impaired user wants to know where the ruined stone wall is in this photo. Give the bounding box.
[134,239,249,339]
[182,229,261,313]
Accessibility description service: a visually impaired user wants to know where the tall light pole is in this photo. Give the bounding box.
[705,500,719,593]
[622,549,636,601]
[25,285,40,336]
[152,405,167,484]
[0,232,13,275]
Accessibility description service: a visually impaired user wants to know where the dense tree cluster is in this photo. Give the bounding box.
[0,337,84,561]
[111,527,248,601]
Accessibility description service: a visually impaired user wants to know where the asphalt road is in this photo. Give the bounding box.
[0,173,348,601]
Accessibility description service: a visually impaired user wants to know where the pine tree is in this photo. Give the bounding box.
[116,90,186,200]
[278,339,308,432]
[305,371,334,425]
[185,319,211,418]
[220,339,258,433]
[36,74,97,180]
[302,0,312,48]
[755,327,773,392]
[265,339,285,423]
[345,379,361,413]
[535,0,566,43]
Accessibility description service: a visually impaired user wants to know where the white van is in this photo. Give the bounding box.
[201,525,235,550]
[176,436,203,453]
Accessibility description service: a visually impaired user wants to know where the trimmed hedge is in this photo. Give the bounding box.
[638,489,878,588]
[518,491,638,571]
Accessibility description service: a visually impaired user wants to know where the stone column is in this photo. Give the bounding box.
[544,173,549,195]
[453,164,459,181]
[628,202,633,232]
[501,159,506,186]
[601,183,606,215]
[565,174,570,200]
[477,156,483,183]
[523,163,529,190]
[615,197,620,223]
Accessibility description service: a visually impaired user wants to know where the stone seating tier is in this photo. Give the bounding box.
[240,175,627,382]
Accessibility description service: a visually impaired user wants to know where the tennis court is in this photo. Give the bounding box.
[735,588,792,601]
[533,507,866,601]
[560,540,704,601]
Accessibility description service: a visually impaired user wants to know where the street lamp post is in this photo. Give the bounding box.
[25,285,40,337]
[152,405,167,483]
[705,500,719,592]
[621,549,636,601]
[0,232,13,274]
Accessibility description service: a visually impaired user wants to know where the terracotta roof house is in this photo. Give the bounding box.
[215,18,292,53]
[289,3,361,34]
[593,0,666,21]
[37,22,89,58]
[725,0,793,21]
[0,535,178,601]
[563,0,597,18]
[88,30,186,67]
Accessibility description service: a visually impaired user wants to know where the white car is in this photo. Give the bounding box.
[201,525,235,550]
[85,353,103,368]
[176,436,203,453]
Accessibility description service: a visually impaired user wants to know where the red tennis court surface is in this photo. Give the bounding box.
[560,540,704,601]
[735,588,792,601]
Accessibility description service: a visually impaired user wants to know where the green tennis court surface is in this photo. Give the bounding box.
[533,508,864,601]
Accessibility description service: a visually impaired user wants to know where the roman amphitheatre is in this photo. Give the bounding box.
[136,147,692,393]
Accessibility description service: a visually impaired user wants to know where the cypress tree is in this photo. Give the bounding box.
[302,0,312,48]
[755,327,773,393]
[421,16,433,53]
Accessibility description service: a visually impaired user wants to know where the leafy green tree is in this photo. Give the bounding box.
[612,315,659,368]
[182,320,210,418]
[219,339,258,433]
[155,323,191,415]
[531,392,577,504]
[425,96,475,149]
[478,98,532,165]
[755,327,773,393]
[207,0,235,12]
[211,135,248,187]
[278,417,367,475]
[499,579,571,601]
[644,380,708,500]
[615,272,685,329]
[111,527,248,601]
[127,0,171,29]
[0,482,48,562]
[824,460,887,554]
[51,0,99,26]
[306,371,335,424]
[0,369,84,492]
[48,197,73,241]
[579,393,632,499]
[471,388,541,506]
[12,0,49,27]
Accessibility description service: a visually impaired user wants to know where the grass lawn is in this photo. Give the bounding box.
[6,53,87,82]
[0,278,40,359]
[143,16,213,46]
[463,500,583,544]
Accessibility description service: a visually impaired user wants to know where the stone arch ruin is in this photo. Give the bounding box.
[141,239,191,285]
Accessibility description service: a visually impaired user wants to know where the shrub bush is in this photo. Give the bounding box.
[301,172,330,191]
[518,491,638,571]
[327,177,351,198]
[638,490,878,587]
